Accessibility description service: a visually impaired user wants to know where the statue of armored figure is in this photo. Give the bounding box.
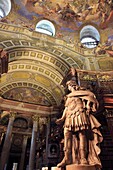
[56,80,103,169]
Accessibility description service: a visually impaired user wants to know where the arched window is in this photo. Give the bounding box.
[80,25,100,49]
[0,0,11,18]
[35,20,55,36]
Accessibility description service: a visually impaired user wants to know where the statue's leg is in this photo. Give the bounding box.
[79,130,88,165]
[57,128,72,168]
[72,134,79,164]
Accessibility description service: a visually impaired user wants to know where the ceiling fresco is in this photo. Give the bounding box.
[1,0,113,44]
[3,87,51,106]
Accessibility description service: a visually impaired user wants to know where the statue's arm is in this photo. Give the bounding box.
[67,90,95,98]
[81,96,99,113]
[56,107,67,124]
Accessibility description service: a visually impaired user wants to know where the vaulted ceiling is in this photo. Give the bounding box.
[4,0,113,43]
[0,0,113,111]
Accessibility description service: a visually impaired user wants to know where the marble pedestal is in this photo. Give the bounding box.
[66,164,96,170]
[52,164,96,170]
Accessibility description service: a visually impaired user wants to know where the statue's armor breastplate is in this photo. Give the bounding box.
[64,97,90,131]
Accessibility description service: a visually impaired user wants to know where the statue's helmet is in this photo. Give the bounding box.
[66,80,86,90]
[66,80,77,87]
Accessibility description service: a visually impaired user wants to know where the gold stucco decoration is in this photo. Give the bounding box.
[35,74,51,87]
[12,72,30,79]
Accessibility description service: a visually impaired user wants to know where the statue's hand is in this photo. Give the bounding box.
[56,118,64,124]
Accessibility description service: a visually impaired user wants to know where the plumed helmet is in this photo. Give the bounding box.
[66,80,77,86]
[66,80,86,90]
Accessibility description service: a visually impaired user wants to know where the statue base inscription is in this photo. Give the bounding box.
[66,164,96,170]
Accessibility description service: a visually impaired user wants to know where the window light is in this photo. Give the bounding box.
[80,25,100,48]
[35,20,55,36]
[0,0,11,18]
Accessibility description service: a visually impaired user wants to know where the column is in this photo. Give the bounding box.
[0,112,16,170]
[0,132,4,145]
[45,116,51,165]
[19,135,28,170]
[28,115,39,170]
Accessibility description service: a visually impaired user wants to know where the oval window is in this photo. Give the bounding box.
[0,0,11,18]
[80,25,100,49]
[35,20,55,36]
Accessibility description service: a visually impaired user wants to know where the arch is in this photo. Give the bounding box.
[0,81,58,105]
[14,117,28,129]
[0,39,84,71]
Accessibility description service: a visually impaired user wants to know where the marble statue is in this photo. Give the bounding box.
[56,80,103,169]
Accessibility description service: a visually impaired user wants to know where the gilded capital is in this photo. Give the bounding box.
[9,111,17,119]
[32,114,39,122]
